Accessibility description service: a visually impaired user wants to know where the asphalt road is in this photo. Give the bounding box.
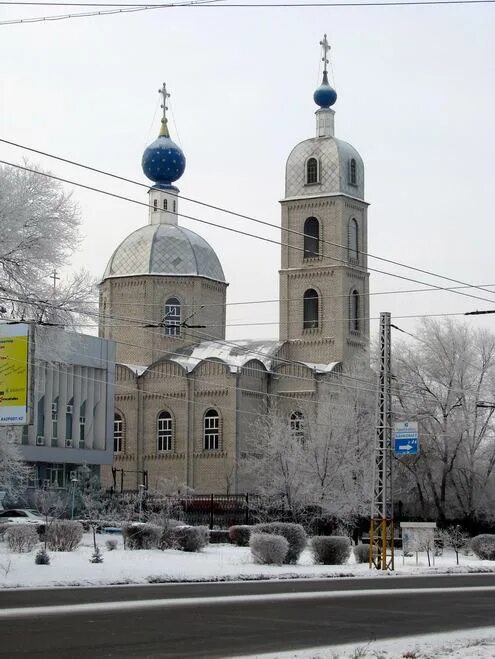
[0,574,493,658]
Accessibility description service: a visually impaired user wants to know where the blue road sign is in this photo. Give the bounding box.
[393,422,419,455]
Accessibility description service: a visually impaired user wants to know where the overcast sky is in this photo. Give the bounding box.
[1,0,494,342]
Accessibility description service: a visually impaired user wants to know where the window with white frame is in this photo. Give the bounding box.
[204,409,220,450]
[303,289,319,330]
[79,401,86,448]
[164,297,181,337]
[157,411,173,452]
[289,411,305,443]
[114,413,124,453]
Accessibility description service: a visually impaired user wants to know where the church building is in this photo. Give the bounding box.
[99,37,369,493]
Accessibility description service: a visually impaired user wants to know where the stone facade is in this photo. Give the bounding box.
[100,64,370,495]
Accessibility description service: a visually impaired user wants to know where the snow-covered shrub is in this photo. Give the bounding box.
[253,523,306,564]
[34,547,50,565]
[311,536,351,565]
[105,538,118,551]
[471,534,495,561]
[250,533,289,565]
[174,525,209,552]
[122,523,162,550]
[353,543,374,564]
[229,525,251,546]
[159,518,183,549]
[90,546,104,564]
[46,520,83,552]
[5,525,39,553]
[0,523,9,539]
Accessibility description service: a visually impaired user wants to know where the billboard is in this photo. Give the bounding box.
[0,323,30,425]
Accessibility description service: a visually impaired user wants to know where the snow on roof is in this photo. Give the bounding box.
[166,339,285,374]
[120,363,148,376]
[300,361,341,374]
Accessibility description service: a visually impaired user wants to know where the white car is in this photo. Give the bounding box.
[0,509,45,526]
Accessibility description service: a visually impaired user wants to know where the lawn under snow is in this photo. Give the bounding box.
[0,532,494,589]
[251,626,495,659]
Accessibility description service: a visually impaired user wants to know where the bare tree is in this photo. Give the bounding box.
[393,319,495,522]
[0,162,97,327]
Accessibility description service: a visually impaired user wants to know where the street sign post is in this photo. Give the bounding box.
[393,421,419,455]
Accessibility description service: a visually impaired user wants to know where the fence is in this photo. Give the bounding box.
[149,494,258,529]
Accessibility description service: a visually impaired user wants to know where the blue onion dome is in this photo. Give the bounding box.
[142,119,186,188]
[313,71,337,109]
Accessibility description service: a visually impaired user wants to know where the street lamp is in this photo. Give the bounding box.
[70,477,78,520]
[138,483,146,521]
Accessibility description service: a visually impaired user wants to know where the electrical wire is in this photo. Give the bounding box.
[2,158,495,311]
[3,139,495,306]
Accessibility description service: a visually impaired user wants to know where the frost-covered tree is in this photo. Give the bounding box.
[0,163,96,327]
[393,319,495,522]
[0,433,29,501]
[240,361,375,523]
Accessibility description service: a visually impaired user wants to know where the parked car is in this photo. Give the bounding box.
[0,509,45,527]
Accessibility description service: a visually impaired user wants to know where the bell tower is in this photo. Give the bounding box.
[279,35,369,365]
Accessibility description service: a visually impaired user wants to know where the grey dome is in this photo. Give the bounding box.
[285,136,364,200]
[102,224,225,282]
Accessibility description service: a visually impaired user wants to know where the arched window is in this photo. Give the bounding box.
[163,199,168,211]
[350,290,360,332]
[204,409,220,450]
[303,217,320,258]
[289,411,305,443]
[348,218,359,262]
[306,157,319,185]
[157,411,173,452]
[153,198,158,211]
[113,412,124,453]
[164,297,181,337]
[303,289,319,330]
[349,158,357,186]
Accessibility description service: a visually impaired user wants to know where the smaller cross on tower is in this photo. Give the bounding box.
[320,34,330,74]
[158,82,170,137]
[51,269,60,296]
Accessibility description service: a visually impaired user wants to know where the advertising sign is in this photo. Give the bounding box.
[0,323,30,425]
[394,421,419,455]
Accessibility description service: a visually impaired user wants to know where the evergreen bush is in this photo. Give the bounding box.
[228,525,251,546]
[34,547,50,565]
[353,543,373,564]
[253,522,306,564]
[471,534,495,561]
[311,536,351,565]
[250,533,289,565]
[174,525,209,552]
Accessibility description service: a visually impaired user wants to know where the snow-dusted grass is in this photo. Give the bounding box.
[0,533,494,589]
[249,626,495,658]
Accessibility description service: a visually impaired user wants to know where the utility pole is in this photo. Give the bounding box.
[369,312,394,570]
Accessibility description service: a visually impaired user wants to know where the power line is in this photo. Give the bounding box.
[2,151,495,308]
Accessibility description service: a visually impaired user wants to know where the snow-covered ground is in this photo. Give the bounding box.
[0,532,494,589]
[250,627,495,658]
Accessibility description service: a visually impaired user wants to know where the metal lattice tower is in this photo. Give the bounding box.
[369,312,394,570]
